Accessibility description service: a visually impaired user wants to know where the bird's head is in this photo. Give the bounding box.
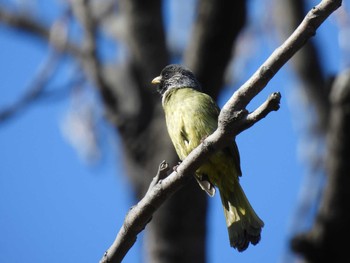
[151,64,201,97]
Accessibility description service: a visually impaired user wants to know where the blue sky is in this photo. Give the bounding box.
[0,0,347,262]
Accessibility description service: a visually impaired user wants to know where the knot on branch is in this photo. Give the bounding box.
[218,109,248,131]
[259,65,275,82]
[217,109,249,139]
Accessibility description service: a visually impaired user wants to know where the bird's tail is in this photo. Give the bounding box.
[219,181,264,252]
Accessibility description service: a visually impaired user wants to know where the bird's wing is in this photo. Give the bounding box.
[181,91,220,153]
[179,92,220,196]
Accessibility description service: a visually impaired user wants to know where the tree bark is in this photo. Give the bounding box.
[292,69,350,262]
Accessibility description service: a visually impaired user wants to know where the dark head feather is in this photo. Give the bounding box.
[155,64,202,96]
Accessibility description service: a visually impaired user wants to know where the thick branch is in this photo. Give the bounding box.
[100,1,341,262]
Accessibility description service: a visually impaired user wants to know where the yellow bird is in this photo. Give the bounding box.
[152,64,264,252]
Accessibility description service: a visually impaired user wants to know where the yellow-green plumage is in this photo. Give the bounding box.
[153,64,263,251]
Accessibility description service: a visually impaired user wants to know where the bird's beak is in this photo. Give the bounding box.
[151,76,162,84]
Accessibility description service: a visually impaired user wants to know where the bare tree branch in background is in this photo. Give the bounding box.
[292,69,350,263]
[185,0,246,100]
[275,0,330,133]
[0,6,51,41]
[274,0,350,262]
[0,52,59,123]
[0,6,82,55]
[73,0,116,109]
[274,0,331,251]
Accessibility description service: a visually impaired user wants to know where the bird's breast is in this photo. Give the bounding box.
[163,88,218,160]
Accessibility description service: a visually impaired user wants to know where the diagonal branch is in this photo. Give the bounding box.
[0,6,82,56]
[275,0,329,133]
[223,0,341,115]
[99,1,342,262]
[100,91,280,263]
[72,0,118,111]
[184,0,246,100]
[0,52,60,123]
[292,69,350,262]
[0,6,48,38]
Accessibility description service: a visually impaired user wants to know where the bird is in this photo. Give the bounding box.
[151,64,264,252]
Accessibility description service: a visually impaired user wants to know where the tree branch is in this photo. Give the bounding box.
[100,161,170,263]
[185,0,246,100]
[243,92,282,130]
[100,90,280,263]
[99,0,341,262]
[0,5,82,56]
[291,69,350,262]
[72,0,118,110]
[0,6,48,39]
[223,0,341,114]
[0,52,60,123]
[275,0,329,132]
